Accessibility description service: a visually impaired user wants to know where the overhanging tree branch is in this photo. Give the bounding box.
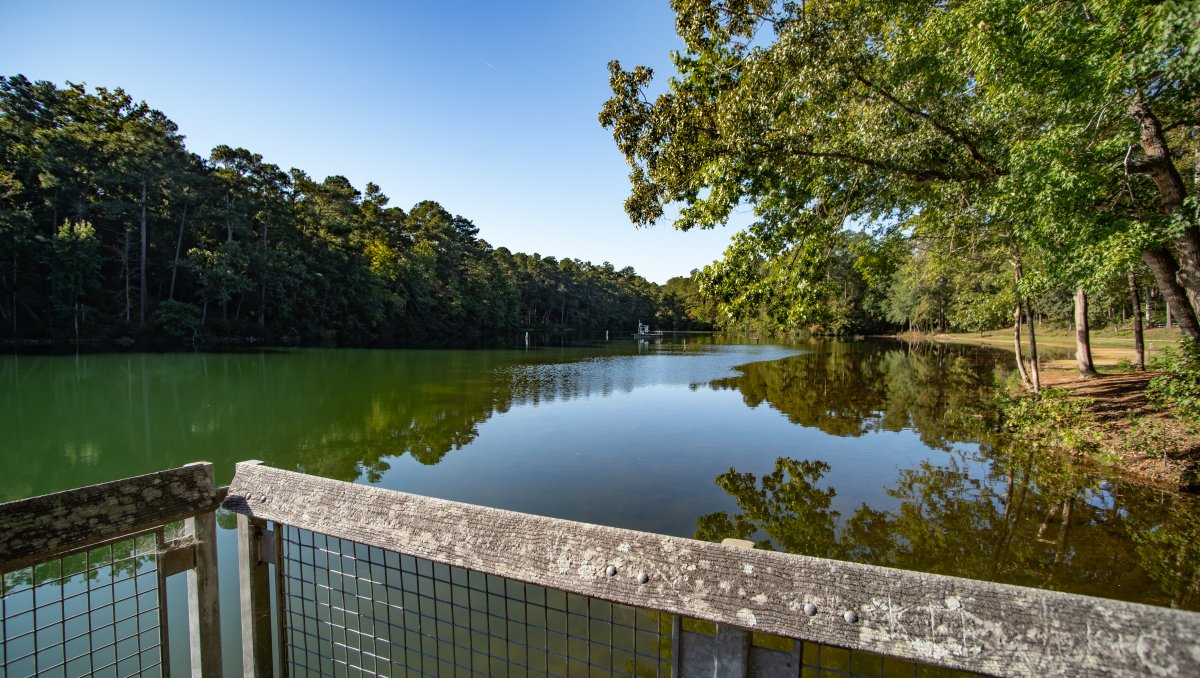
[854,73,998,177]
[753,137,973,184]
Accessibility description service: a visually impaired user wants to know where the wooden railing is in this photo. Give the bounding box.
[0,462,225,677]
[223,461,1200,677]
[4,461,1200,677]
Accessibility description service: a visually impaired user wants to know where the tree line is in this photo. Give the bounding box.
[0,74,710,347]
[602,0,1198,384]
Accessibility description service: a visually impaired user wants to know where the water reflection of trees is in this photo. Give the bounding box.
[697,450,1200,610]
[709,341,1006,448]
[696,459,840,557]
[0,350,517,496]
[3,345,762,498]
[699,339,1200,609]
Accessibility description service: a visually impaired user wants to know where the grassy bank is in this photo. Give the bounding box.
[923,326,1183,370]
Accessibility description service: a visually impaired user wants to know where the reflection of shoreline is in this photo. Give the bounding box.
[697,339,1200,611]
[0,344,800,499]
[708,341,1004,446]
[696,449,1200,612]
[503,346,800,408]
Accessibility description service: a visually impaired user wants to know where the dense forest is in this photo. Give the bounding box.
[8,1,1196,357]
[601,0,1199,378]
[0,74,711,347]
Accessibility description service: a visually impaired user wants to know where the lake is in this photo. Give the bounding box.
[3,337,1198,674]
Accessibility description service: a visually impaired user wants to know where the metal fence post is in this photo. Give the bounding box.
[185,462,223,677]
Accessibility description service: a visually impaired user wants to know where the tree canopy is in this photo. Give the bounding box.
[601,0,1199,340]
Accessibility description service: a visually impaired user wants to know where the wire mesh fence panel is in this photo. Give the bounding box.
[793,639,984,678]
[0,531,167,678]
[279,525,673,677]
[673,612,989,677]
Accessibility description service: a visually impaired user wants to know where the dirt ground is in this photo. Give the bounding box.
[922,331,1199,490]
[1039,347,1145,371]
[1039,368,1200,489]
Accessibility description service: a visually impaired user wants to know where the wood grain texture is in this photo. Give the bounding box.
[0,463,222,571]
[225,462,1200,677]
[238,512,274,678]
[186,463,224,678]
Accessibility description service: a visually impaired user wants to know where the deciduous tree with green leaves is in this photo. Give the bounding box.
[600,0,1200,344]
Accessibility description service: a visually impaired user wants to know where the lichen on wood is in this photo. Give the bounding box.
[224,461,1200,677]
[0,463,222,571]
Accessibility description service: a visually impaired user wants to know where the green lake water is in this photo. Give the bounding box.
[3,337,1199,674]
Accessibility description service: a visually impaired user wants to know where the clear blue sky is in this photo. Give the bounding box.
[2,0,743,283]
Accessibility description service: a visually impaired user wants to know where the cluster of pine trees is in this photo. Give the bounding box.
[0,75,713,346]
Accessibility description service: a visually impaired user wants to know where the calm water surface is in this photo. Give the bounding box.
[4,337,1199,673]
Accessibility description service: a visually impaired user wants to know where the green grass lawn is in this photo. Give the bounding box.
[933,326,1183,365]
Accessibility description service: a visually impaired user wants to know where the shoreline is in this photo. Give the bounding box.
[905,328,1179,366]
[901,329,1199,492]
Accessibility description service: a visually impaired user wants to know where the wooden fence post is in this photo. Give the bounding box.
[715,539,754,678]
[715,623,751,677]
[237,462,274,677]
[185,462,223,678]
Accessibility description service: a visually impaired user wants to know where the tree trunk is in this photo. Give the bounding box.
[1142,248,1200,339]
[1014,262,1040,392]
[1171,234,1200,319]
[1074,288,1099,379]
[1128,93,1200,318]
[170,202,187,300]
[1129,270,1145,370]
[1014,304,1032,389]
[123,229,131,323]
[1171,229,1200,319]
[139,177,148,327]
[1024,297,1041,392]
[258,219,268,328]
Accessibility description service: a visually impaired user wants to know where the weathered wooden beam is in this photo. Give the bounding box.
[223,462,1200,677]
[237,461,275,678]
[715,538,754,678]
[0,463,224,572]
[186,462,224,678]
[160,537,198,577]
